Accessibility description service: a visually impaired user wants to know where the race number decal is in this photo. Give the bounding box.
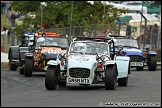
[68,78,90,84]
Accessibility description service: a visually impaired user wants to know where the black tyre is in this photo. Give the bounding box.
[136,66,144,71]
[19,68,24,75]
[105,66,117,90]
[9,53,17,71]
[118,76,128,86]
[128,62,131,74]
[45,66,58,90]
[58,81,66,87]
[148,56,157,71]
[24,58,33,77]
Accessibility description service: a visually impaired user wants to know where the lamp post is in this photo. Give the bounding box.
[40,2,47,30]
[70,1,74,38]
[139,3,143,49]
[103,1,106,32]
[29,14,36,32]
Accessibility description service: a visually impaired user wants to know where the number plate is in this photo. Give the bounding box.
[131,62,143,66]
[68,78,90,84]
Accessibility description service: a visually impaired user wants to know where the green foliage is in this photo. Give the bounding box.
[11,1,128,29]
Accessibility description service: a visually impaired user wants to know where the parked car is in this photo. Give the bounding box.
[109,35,157,71]
[45,36,131,90]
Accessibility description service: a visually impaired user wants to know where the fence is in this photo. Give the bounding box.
[1,30,20,53]
[1,23,161,53]
[41,23,161,50]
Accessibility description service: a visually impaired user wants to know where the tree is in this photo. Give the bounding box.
[11,1,127,31]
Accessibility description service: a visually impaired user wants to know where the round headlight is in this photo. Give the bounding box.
[35,46,42,53]
[118,45,123,51]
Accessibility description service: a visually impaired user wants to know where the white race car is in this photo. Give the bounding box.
[45,36,131,90]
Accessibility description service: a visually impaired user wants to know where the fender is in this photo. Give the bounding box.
[148,51,156,55]
[116,56,130,78]
[25,52,34,58]
[8,46,19,60]
[19,47,29,60]
[47,60,66,71]
[47,60,60,66]
[104,60,118,76]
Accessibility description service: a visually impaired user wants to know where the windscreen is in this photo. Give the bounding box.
[69,41,108,55]
[36,37,69,48]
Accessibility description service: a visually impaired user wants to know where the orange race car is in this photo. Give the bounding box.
[22,32,69,77]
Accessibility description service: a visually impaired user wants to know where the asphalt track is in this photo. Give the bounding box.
[1,69,161,107]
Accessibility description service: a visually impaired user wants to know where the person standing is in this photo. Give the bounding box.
[6,27,11,43]
[10,11,16,27]
[151,23,159,49]
[126,21,131,36]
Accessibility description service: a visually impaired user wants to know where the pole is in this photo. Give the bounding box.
[139,4,143,49]
[70,1,73,37]
[41,6,43,30]
[103,1,106,32]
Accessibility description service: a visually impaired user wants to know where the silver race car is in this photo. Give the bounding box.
[45,36,131,90]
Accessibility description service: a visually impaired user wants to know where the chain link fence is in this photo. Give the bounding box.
[41,23,161,50]
[1,23,160,53]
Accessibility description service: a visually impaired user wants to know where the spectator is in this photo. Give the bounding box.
[10,11,16,27]
[6,27,11,43]
[126,21,131,36]
[151,23,159,49]
[2,25,6,31]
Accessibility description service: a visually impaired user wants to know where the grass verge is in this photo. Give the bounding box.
[1,62,9,70]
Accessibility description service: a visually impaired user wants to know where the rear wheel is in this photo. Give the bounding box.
[45,66,58,90]
[19,68,24,75]
[24,58,33,77]
[9,53,17,71]
[118,76,128,86]
[105,66,117,90]
[136,66,144,71]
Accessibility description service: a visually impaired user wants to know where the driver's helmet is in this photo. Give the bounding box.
[36,37,45,45]
[74,43,87,52]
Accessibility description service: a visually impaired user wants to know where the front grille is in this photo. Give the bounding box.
[130,56,143,62]
[69,68,90,78]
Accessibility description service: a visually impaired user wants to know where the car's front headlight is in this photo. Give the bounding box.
[35,46,42,53]
[118,45,123,51]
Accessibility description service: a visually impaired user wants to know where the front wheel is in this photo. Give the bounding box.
[24,58,33,77]
[148,56,157,71]
[45,66,58,90]
[105,66,117,90]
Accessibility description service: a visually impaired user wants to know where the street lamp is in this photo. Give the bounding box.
[29,14,36,31]
[40,2,47,30]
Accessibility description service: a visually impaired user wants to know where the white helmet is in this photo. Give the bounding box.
[74,43,87,52]
[36,37,45,45]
